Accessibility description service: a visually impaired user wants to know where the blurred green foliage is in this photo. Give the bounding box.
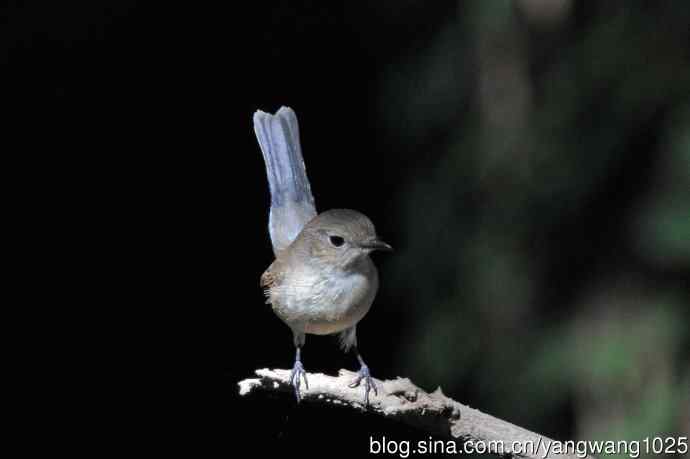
[373,0,690,448]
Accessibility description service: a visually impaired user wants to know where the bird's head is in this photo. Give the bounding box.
[296,209,392,269]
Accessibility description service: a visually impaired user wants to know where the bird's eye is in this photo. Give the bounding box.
[329,235,345,247]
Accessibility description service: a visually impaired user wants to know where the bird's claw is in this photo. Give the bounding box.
[290,360,309,402]
[349,364,378,405]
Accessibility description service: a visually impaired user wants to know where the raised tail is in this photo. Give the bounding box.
[254,106,317,255]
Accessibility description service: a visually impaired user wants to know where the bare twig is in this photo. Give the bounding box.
[239,368,592,459]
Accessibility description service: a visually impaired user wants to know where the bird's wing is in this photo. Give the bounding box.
[260,259,284,305]
[253,106,317,256]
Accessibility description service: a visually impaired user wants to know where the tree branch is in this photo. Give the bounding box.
[238,368,592,459]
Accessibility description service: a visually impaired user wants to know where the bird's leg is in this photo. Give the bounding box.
[290,346,308,402]
[348,346,378,405]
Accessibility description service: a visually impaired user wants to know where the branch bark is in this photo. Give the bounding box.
[239,368,592,459]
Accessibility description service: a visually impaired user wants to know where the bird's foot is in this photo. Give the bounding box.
[290,360,309,402]
[349,364,378,405]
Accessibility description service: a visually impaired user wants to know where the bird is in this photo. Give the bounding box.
[254,106,392,404]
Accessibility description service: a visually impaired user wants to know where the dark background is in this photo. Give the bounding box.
[4,1,688,456]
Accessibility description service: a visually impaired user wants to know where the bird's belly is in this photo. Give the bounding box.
[302,295,371,335]
[275,269,376,335]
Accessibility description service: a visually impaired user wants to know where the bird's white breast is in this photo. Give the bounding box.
[272,258,378,335]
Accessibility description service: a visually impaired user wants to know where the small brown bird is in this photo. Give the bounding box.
[254,107,392,404]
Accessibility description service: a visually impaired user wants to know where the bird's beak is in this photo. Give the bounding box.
[360,238,393,252]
